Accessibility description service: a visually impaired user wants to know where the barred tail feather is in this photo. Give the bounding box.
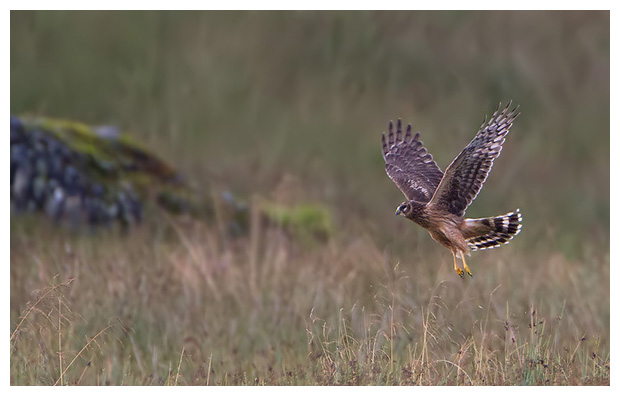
[464,209,522,251]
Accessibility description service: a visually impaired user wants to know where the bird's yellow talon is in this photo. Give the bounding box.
[460,252,473,277]
[453,253,464,278]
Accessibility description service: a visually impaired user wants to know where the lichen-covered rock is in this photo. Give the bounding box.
[10,115,189,227]
[10,115,332,242]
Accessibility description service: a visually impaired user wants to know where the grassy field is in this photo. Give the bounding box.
[10,11,609,385]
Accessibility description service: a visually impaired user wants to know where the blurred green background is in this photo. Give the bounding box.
[11,10,609,257]
[10,11,610,385]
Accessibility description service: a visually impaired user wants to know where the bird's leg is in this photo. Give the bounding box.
[460,251,473,277]
[453,252,464,278]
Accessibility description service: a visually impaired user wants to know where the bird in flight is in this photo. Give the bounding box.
[381,102,522,278]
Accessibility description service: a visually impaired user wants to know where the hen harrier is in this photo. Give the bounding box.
[381,102,522,278]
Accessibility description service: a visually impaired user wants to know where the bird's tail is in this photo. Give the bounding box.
[463,209,522,251]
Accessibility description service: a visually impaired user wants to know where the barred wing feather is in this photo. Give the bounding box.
[429,102,520,217]
[382,119,444,203]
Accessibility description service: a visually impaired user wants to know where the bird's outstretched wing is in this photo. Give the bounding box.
[429,102,520,217]
[382,119,444,203]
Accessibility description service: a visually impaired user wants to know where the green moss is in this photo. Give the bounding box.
[22,116,177,181]
[261,202,332,242]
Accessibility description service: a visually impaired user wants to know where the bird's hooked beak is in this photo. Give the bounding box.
[395,207,402,216]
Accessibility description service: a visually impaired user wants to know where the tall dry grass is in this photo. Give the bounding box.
[10,205,609,385]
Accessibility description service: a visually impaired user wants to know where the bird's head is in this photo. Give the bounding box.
[395,202,413,217]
